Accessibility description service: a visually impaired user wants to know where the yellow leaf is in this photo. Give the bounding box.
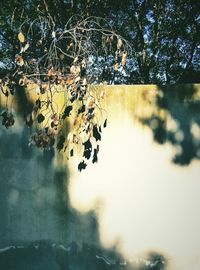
[18,32,25,43]
[114,63,119,71]
[16,55,24,66]
[70,65,80,75]
[122,51,127,66]
[66,78,75,85]
[86,97,95,108]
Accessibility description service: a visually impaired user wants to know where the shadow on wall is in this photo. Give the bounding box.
[0,124,98,266]
[0,125,168,269]
[0,244,167,270]
[0,82,169,269]
[137,84,200,166]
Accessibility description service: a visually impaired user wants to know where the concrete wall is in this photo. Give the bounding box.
[0,126,99,248]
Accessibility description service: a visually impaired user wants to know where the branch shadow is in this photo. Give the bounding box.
[137,84,200,166]
[0,87,170,269]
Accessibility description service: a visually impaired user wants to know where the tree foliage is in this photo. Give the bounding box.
[1,0,199,82]
[83,0,200,84]
[0,1,131,170]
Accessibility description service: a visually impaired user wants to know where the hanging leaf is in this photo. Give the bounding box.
[92,147,99,164]
[83,149,91,160]
[83,139,92,149]
[20,43,30,53]
[35,99,41,109]
[70,149,74,157]
[23,43,29,52]
[62,105,73,119]
[117,38,123,50]
[114,63,119,71]
[103,119,107,128]
[37,113,45,123]
[70,65,80,75]
[18,32,25,43]
[83,139,92,160]
[122,51,127,66]
[93,125,101,141]
[78,104,85,114]
[57,135,65,151]
[78,160,87,172]
[86,97,95,109]
[66,78,75,85]
[70,93,78,103]
[16,55,24,66]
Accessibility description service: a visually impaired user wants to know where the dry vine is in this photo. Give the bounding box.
[0,15,131,170]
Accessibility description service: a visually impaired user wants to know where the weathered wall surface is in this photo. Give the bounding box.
[0,84,200,270]
[1,83,200,249]
[0,125,99,248]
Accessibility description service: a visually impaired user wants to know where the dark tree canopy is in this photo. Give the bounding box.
[0,0,200,84]
[0,0,131,170]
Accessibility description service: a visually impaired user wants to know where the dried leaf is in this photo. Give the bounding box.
[92,148,99,164]
[86,97,95,109]
[67,42,73,50]
[66,78,75,85]
[78,105,85,114]
[23,43,29,52]
[114,63,119,71]
[47,68,52,77]
[18,77,26,86]
[16,55,24,66]
[37,113,45,123]
[62,105,73,119]
[117,38,123,50]
[18,32,25,43]
[78,160,87,172]
[103,119,107,128]
[70,92,78,103]
[93,125,101,141]
[83,139,92,160]
[70,149,74,157]
[122,51,127,66]
[35,99,41,109]
[70,65,80,75]
[57,135,65,151]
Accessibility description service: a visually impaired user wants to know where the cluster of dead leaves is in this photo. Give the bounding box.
[114,38,127,71]
[0,25,124,171]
